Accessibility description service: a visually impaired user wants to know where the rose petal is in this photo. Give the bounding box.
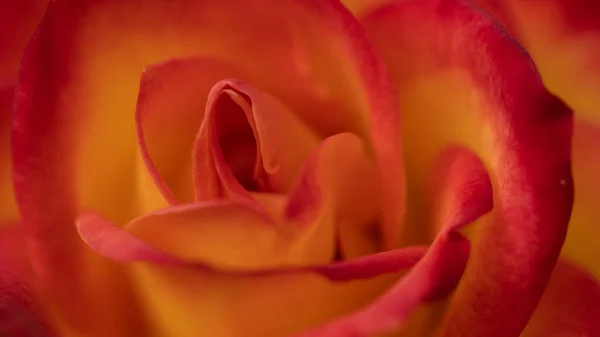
[135,57,247,204]
[13,0,401,331]
[0,0,47,79]
[522,259,600,336]
[293,146,492,337]
[474,0,600,123]
[193,78,320,202]
[359,0,573,336]
[0,225,56,337]
[78,209,427,278]
[81,132,390,270]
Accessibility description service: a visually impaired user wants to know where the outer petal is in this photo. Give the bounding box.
[0,225,56,337]
[13,1,401,333]
[522,259,600,336]
[294,147,492,337]
[474,0,600,123]
[360,0,573,336]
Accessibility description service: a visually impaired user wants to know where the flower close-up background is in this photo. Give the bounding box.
[0,0,598,336]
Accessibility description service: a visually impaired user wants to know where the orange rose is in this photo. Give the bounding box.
[1,0,590,336]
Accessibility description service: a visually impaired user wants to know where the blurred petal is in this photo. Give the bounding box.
[0,0,47,79]
[13,0,401,333]
[522,259,600,336]
[561,120,600,279]
[474,0,600,122]
[359,1,573,336]
[0,225,56,337]
[192,79,320,202]
[0,84,18,224]
[294,147,492,337]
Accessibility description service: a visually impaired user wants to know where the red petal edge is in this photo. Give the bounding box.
[360,1,573,335]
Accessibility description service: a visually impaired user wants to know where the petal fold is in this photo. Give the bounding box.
[293,146,492,337]
[193,79,320,202]
[360,1,573,336]
[0,225,56,337]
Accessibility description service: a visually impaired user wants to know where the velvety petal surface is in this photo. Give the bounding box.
[522,259,600,337]
[359,0,573,336]
[13,0,401,334]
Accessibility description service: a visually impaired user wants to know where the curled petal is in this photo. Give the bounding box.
[360,1,573,336]
[0,84,18,224]
[522,260,600,336]
[294,147,492,337]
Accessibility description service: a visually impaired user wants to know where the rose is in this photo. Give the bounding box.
[0,0,585,336]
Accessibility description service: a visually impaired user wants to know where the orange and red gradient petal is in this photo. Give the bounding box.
[360,0,573,336]
[295,147,492,337]
[522,260,600,336]
[12,0,401,333]
[474,0,600,121]
[0,225,56,337]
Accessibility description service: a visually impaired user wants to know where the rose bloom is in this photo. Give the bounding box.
[0,0,598,336]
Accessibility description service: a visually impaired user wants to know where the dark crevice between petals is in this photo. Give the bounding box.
[213,93,263,192]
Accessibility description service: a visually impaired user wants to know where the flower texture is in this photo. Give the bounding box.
[0,0,591,336]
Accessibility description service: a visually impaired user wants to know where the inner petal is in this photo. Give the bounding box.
[193,79,321,202]
[213,92,262,192]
